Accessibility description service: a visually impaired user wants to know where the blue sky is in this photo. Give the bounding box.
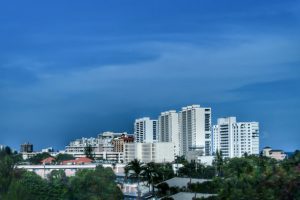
[0,0,299,151]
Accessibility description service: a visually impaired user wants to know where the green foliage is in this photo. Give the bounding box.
[126,159,143,183]
[177,150,300,200]
[214,152,300,200]
[188,180,219,193]
[0,154,15,195]
[178,160,215,179]
[0,147,123,200]
[0,146,23,197]
[28,152,51,164]
[157,182,170,196]
[69,166,123,200]
[175,155,187,164]
[125,159,175,198]
[142,162,159,193]
[55,154,75,163]
[212,150,224,177]
[157,163,175,181]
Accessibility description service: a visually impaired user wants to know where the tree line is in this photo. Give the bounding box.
[0,147,123,200]
[125,151,300,200]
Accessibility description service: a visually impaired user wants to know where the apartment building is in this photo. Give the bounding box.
[124,142,175,163]
[134,117,158,143]
[179,105,212,156]
[158,110,180,156]
[213,117,259,158]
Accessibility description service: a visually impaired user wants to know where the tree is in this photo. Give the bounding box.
[216,153,300,200]
[0,153,15,197]
[55,153,75,163]
[5,171,50,200]
[84,145,94,160]
[142,162,158,194]
[0,147,124,200]
[158,163,175,181]
[157,182,170,196]
[28,152,51,164]
[124,165,129,183]
[213,150,224,177]
[126,159,144,199]
[69,166,123,200]
[0,147,21,198]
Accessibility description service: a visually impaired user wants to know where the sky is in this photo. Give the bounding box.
[0,0,299,151]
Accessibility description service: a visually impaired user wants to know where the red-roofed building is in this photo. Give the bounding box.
[41,157,55,165]
[62,157,93,165]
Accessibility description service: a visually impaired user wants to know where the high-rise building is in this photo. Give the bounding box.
[134,117,158,143]
[20,142,33,153]
[178,105,212,156]
[158,110,180,156]
[213,117,259,158]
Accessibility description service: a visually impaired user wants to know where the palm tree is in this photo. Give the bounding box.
[142,162,158,195]
[213,150,223,177]
[124,165,129,183]
[126,159,144,199]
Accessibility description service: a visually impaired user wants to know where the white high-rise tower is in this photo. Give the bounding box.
[134,117,158,143]
[158,110,180,156]
[213,117,259,158]
[178,105,212,156]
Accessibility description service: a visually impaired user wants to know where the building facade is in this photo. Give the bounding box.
[262,147,286,160]
[124,142,175,163]
[158,110,180,156]
[112,134,134,152]
[134,117,158,143]
[178,105,212,156]
[65,132,130,162]
[213,117,259,158]
[20,142,33,153]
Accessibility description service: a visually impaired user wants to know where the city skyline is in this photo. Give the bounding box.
[1,1,300,151]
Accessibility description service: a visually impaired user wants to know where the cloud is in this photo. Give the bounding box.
[0,0,300,150]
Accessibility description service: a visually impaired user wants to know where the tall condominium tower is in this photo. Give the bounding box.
[158,110,180,156]
[134,117,158,143]
[179,105,212,156]
[213,117,259,158]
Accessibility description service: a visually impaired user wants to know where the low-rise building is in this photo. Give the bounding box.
[186,150,214,166]
[21,152,38,160]
[170,192,216,200]
[65,137,99,153]
[262,147,287,160]
[65,132,131,162]
[17,163,126,178]
[41,157,55,165]
[124,142,175,163]
[62,157,93,165]
[17,164,98,178]
[42,147,54,153]
[112,134,134,152]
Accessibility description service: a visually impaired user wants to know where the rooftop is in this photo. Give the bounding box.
[158,177,211,188]
[170,192,216,200]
